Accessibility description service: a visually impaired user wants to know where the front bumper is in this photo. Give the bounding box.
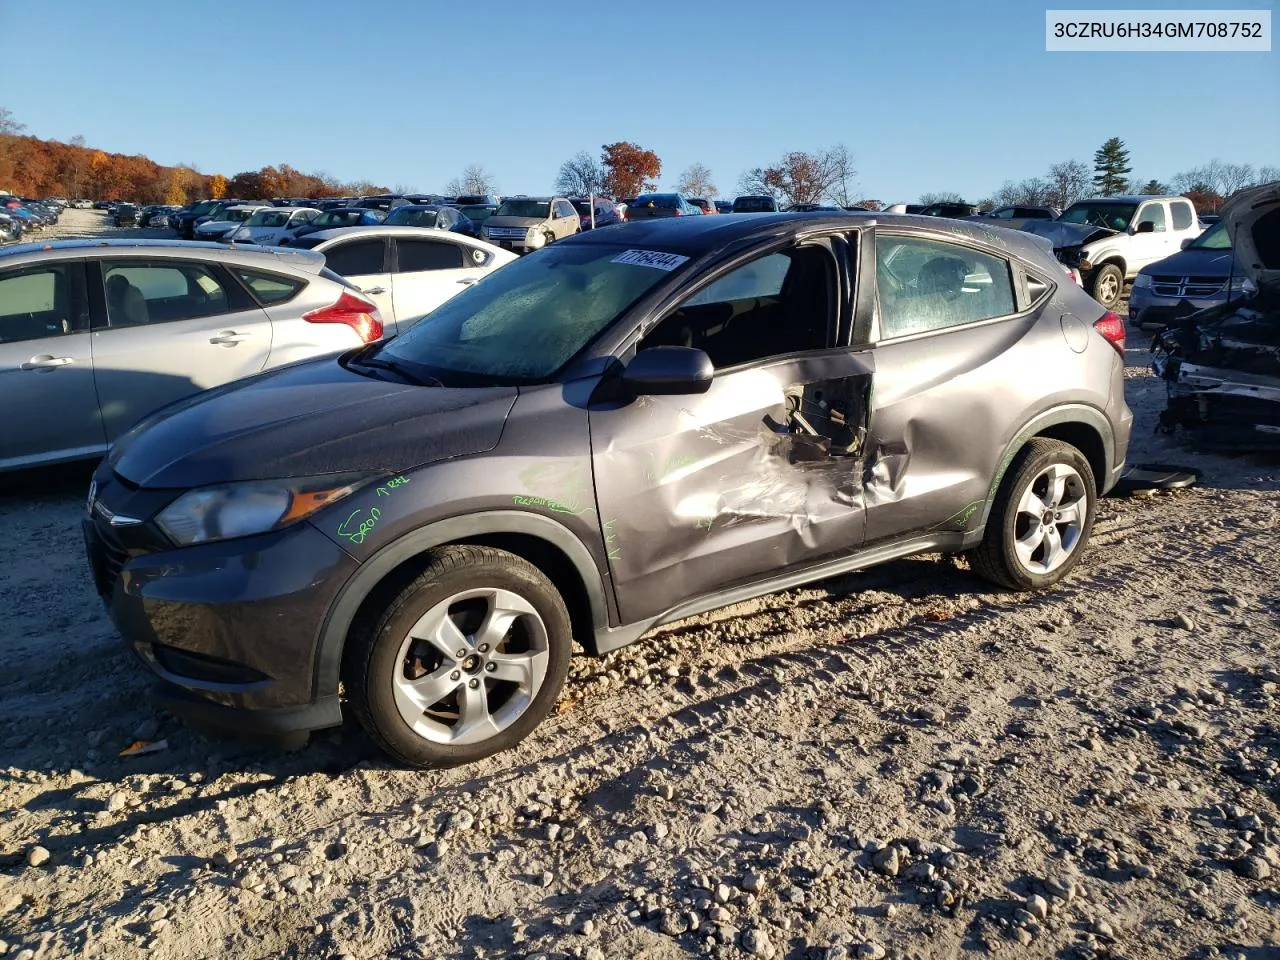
[1128,287,1225,330]
[85,499,359,732]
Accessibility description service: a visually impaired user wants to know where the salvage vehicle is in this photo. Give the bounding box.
[84,212,1131,768]
[1018,195,1201,309]
[1129,219,1251,330]
[1152,181,1279,451]
[481,196,580,253]
[0,239,384,473]
[285,226,515,332]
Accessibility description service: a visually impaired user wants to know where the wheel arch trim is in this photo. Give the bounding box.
[977,404,1115,530]
[311,510,610,700]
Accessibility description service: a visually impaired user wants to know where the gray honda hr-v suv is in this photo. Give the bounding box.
[84,213,1132,768]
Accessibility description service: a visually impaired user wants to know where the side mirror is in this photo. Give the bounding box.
[1180,238,1192,250]
[1135,220,1155,234]
[621,346,714,396]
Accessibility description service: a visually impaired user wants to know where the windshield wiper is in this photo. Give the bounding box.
[350,352,442,387]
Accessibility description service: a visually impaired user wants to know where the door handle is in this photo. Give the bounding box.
[20,355,74,371]
[209,331,251,345]
[362,286,386,295]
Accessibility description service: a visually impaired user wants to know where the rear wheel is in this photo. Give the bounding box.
[1088,263,1124,308]
[970,438,1096,591]
[344,545,572,768]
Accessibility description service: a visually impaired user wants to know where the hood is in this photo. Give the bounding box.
[1219,180,1280,291]
[1014,220,1117,249]
[1137,246,1238,278]
[483,216,544,229]
[108,356,519,488]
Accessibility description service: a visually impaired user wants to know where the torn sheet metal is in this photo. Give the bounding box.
[589,359,871,624]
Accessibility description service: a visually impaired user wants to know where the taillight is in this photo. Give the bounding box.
[672,208,682,216]
[1093,311,1125,356]
[303,291,383,343]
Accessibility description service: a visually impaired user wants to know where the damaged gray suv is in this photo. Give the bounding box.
[85,212,1132,768]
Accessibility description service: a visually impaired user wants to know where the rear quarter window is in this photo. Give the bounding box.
[236,268,304,304]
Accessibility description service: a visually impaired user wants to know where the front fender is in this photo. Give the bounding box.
[310,509,610,701]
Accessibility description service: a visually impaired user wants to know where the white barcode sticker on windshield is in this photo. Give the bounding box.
[612,249,689,271]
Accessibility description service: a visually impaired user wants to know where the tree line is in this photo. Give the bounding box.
[0,108,386,203]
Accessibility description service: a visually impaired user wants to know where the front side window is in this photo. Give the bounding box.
[323,240,386,276]
[1136,203,1167,232]
[102,261,230,327]
[639,247,834,368]
[1188,220,1230,249]
[0,265,77,343]
[1171,201,1195,230]
[380,243,680,381]
[875,235,1016,338]
[396,239,464,272]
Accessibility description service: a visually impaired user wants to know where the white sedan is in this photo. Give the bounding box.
[228,207,320,245]
[289,227,517,334]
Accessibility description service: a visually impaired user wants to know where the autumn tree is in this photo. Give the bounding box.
[736,168,779,202]
[208,174,228,199]
[751,145,855,206]
[602,142,661,198]
[1183,183,1224,213]
[676,162,717,198]
[555,150,608,197]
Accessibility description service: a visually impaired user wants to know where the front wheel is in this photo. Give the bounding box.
[969,438,1097,591]
[1088,263,1124,308]
[343,545,573,768]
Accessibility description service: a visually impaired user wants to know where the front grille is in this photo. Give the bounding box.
[1150,275,1226,298]
[485,227,528,239]
[86,523,130,598]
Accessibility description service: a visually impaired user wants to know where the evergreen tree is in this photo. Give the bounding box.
[1092,138,1132,196]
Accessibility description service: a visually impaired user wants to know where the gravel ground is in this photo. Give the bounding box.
[1,211,1277,960]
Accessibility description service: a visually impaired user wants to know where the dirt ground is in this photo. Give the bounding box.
[0,210,1277,960]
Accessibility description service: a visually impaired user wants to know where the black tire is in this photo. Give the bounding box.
[343,545,572,768]
[1087,263,1124,309]
[970,438,1097,591]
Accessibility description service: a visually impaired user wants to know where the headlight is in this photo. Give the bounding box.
[156,474,372,546]
[1131,273,1152,289]
[1229,276,1257,295]
[526,230,545,248]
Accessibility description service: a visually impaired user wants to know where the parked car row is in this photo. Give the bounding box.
[0,194,63,242]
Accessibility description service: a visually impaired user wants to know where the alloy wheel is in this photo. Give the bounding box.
[391,587,549,745]
[1012,463,1088,575]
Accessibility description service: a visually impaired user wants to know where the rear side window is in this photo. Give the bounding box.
[1170,201,1195,230]
[237,268,304,304]
[396,239,464,272]
[101,260,231,327]
[323,240,386,276]
[875,235,1016,338]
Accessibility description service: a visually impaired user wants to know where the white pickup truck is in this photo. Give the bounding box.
[1016,195,1202,308]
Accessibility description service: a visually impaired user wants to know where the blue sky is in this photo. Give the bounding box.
[4,0,1277,202]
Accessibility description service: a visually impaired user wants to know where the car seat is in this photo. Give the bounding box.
[105,274,149,326]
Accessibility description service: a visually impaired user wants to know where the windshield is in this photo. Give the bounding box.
[1189,220,1230,249]
[314,210,365,226]
[1059,201,1137,231]
[461,206,494,222]
[225,208,256,222]
[379,243,684,382]
[495,199,550,219]
[385,208,438,227]
[247,210,290,227]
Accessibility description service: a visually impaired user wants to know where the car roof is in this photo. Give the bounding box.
[1072,195,1183,204]
[0,238,328,273]
[560,210,1061,264]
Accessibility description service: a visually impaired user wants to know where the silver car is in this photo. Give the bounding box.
[0,239,385,473]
